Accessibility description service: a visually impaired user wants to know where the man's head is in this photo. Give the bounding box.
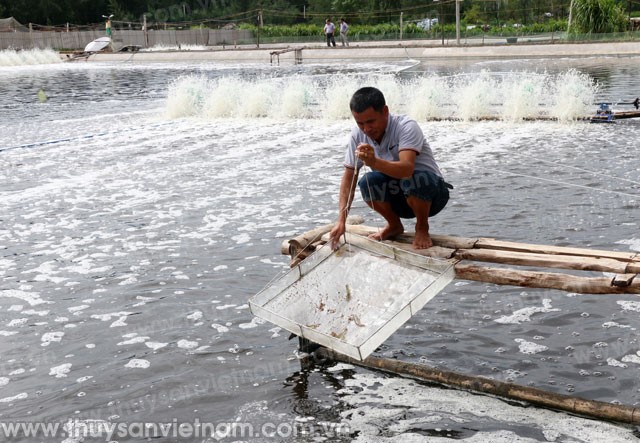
[350,87,389,143]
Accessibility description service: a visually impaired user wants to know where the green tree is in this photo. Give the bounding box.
[463,2,490,24]
[569,0,627,33]
[257,0,300,25]
[331,0,369,19]
[307,0,335,20]
[107,0,133,21]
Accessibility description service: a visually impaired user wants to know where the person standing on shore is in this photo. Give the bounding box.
[105,18,112,37]
[324,18,336,47]
[339,18,349,47]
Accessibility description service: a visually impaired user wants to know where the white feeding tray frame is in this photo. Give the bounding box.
[250,233,456,361]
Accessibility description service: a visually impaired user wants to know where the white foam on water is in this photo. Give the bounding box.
[279,79,314,118]
[90,312,133,322]
[0,289,51,306]
[110,317,129,327]
[616,238,640,252]
[602,321,633,329]
[454,71,497,121]
[23,309,48,316]
[117,335,149,346]
[118,275,138,285]
[0,258,15,273]
[0,48,62,66]
[232,233,251,244]
[405,76,450,120]
[327,363,356,372]
[164,70,599,122]
[177,339,199,349]
[7,318,28,327]
[124,359,150,369]
[607,358,628,368]
[239,317,264,329]
[0,393,28,403]
[49,363,72,378]
[187,311,203,321]
[68,305,90,314]
[339,372,637,442]
[501,72,546,121]
[620,352,640,364]
[549,69,598,121]
[212,323,229,334]
[41,331,64,346]
[515,338,549,354]
[0,377,9,386]
[617,301,640,312]
[494,299,560,324]
[145,341,168,350]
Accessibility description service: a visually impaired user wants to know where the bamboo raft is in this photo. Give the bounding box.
[282,218,640,425]
[282,218,640,295]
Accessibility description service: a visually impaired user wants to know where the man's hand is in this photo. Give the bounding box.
[356,143,376,168]
[329,221,346,250]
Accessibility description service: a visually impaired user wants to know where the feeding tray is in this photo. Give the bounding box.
[249,233,455,360]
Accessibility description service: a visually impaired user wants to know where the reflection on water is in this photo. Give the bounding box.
[0,52,639,442]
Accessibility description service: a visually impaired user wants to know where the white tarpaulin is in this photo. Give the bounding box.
[84,37,111,52]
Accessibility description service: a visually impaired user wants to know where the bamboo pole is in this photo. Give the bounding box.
[315,347,640,425]
[455,263,640,294]
[283,216,365,266]
[474,238,638,261]
[341,229,640,276]
[351,226,638,263]
[292,226,640,294]
[453,248,636,274]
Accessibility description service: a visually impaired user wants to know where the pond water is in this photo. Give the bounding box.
[1,53,639,442]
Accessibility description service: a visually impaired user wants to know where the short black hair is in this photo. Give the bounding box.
[349,87,386,113]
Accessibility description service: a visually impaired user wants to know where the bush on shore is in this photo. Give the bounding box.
[238,20,570,39]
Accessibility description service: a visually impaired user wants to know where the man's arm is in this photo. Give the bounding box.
[356,144,417,179]
[329,167,358,249]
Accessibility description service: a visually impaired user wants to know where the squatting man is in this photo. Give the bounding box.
[329,87,452,250]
